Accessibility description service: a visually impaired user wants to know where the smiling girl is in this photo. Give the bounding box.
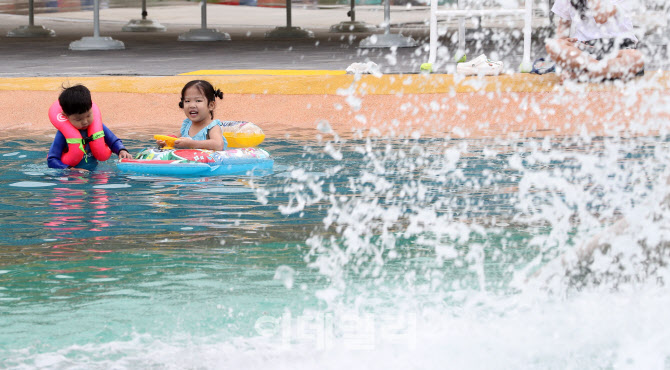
[157,80,226,151]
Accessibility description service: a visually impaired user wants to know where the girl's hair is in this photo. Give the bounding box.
[570,0,588,20]
[179,80,224,119]
[59,84,92,116]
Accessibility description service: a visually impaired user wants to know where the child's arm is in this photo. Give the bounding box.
[551,0,573,39]
[117,149,132,159]
[556,18,572,39]
[102,124,132,159]
[47,132,70,169]
[174,125,225,151]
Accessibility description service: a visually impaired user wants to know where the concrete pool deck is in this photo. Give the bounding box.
[1,73,670,143]
[1,5,669,143]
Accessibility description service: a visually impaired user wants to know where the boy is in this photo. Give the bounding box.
[47,85,132,169]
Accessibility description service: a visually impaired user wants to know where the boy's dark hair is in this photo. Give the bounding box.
[570,0,588,20]
[179,80,224,119]
[59,84,93,116]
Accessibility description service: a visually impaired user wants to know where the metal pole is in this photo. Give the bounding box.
[359,0,416,48]
[69,0,124,49]
[457,0,465,54]
[178,0,229,41]
[142,0,147,20]
[94,0,100,38]
[384,0,390,34]
[349,0,355,22]
[28,0,34,26]
[201,0,207,29]
[287,0,292,28]
[429,0,437,64]
[522,0,532,70]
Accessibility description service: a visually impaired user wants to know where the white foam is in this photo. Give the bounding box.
[85,278,120,283]
[93,184,132,189]
[3,290,669,369]
[192,187,253,194]
[9,181,56,188]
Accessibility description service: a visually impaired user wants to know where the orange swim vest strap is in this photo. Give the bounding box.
[87,103,112,161]
[49,101,85,166]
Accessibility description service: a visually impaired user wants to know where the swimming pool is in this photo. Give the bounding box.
[1,132,670,368]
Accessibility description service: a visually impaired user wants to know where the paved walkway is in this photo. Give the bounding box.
[0,3,555,76]
[2,3,666,77]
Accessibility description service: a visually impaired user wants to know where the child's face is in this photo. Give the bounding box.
[182,86,215,124]
[66,109,93,130]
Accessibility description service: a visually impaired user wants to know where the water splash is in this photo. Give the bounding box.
[266,68,670,367]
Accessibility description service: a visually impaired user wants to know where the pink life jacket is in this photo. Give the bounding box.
[48,101,112,166]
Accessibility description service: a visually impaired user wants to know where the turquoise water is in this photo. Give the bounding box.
[2,134,670,368]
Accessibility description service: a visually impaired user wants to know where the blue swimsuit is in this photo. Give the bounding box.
[180,119,227,149]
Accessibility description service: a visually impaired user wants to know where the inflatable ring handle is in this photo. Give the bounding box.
[154,135,177,149]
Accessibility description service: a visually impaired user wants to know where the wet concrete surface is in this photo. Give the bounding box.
[0,6,554,76]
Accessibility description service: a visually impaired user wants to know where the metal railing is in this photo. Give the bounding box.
[428,0,533,72]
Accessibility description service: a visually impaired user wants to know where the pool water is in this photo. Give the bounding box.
[1,133,670,368]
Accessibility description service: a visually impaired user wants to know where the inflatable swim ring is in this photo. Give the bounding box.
[48,101,112,166]
[154,121,265,149]
[222,121,265,148]
[117,147,273,177]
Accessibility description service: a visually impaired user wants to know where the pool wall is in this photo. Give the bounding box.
[2,73,669,141]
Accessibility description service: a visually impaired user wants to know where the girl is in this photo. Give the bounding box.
[545,0,644,81]
[157,80,227,151]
